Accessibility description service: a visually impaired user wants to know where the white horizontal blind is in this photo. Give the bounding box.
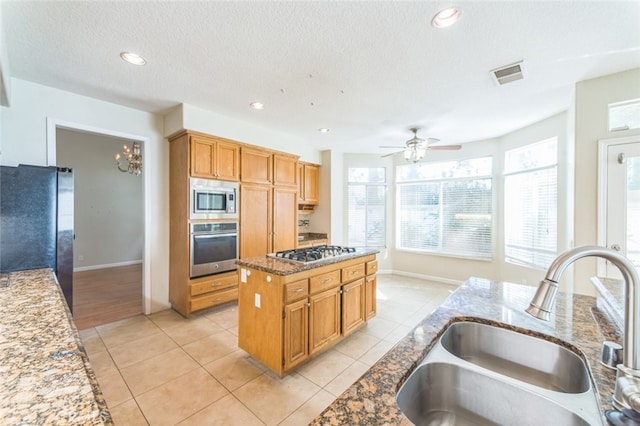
[504,138,558,268]
[397,158,493,258]
[347,168,386,248]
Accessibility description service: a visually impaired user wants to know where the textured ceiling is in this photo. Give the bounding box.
[2,1,640,153]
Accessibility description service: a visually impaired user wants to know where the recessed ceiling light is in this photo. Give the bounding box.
[319,128,330,133]
[250,102,264,110]
[120,51,146,66]
[431,7,461,28]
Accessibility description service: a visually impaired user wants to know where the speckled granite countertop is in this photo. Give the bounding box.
[297,232,328,243]
[0,269,112,425]
[592,276,624,333]
[312,277,622,425]
[237,249,379,276]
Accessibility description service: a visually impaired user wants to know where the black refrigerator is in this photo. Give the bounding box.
[0,164,74,311]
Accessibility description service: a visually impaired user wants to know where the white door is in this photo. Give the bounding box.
[600,137,640,279]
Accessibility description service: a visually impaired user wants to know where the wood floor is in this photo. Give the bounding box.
[73,264,143,330]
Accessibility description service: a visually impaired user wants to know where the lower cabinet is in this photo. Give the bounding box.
[309,286,341,354]
[188,271,238,314]
[238,254,378,376]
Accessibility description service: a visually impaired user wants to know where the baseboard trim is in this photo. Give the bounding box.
[378,269,463,287]
[74,260,143,273]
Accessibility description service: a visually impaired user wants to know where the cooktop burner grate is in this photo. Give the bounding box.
[269,245,356,264]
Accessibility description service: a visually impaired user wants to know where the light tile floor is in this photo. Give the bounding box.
[80,274,456,425]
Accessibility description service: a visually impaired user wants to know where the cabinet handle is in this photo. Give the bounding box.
[351,270,358,275]
[322,278,332,284]
[294,288,304,293]
[307,302,311,307]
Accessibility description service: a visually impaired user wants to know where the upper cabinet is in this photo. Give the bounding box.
[298,162,320,205]
[190,136,240,181]
[241,147,298,187]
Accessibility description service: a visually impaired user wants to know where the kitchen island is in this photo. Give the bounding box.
[311,277,620,425]
[237,248,379,376]
[0,269,112,425]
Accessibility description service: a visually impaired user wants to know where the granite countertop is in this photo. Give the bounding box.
[0,269,112,425]
[312,277,622,425]
[591,276,624,332]
[237,248,379,276]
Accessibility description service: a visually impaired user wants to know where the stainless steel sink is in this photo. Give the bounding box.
[396,320,603,425]
[396,362,594,426]
[439,321,590,393]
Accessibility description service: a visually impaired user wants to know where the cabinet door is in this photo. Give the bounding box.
[303,164,320,204]
[215,140,240,181]
[284,298,309,370]
[240,184,272,258]
[297,163,305,203]
[273,154,298,187]
[365,275,377,320]
[273,187,298,253]
[190,137,215,178]
[241,148,272,184]
[342,278,366,336]
[309,286,341,354]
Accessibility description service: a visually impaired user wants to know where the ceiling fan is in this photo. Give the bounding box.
[380,128,462,162]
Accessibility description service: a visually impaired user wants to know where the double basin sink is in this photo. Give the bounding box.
[396,320,603,425]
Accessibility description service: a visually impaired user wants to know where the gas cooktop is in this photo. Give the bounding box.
[268,245,357,264]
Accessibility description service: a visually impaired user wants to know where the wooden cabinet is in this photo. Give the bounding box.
[191,136,240,181]
[238,253,377,376]
[342,278,366,337]
[273,154,298,187]
[241,148,298,187]
[365,275,377,320]
[240,184,297,258]
[297,238,328,249]
[298,162,320,205]
[309,286,341,354]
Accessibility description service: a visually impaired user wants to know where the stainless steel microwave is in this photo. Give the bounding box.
[190,178,238,220]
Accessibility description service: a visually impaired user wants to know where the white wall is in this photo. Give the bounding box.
[1,78,169,312]
[165,103,323,164]
[57,128,144,270]
[573,68,640,294]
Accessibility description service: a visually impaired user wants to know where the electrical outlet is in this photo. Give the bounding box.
[78,255,84,261]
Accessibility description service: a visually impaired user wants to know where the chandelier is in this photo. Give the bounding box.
[115,142,142,176]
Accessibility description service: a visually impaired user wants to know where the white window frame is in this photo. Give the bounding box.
[347,167,387,248]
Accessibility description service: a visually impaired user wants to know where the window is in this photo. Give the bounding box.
[609,99,640,131]
[504,138,558,269]
[347,168,386,247]
[396,157,493,258]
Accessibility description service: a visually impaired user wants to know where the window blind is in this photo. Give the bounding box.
[347,168,386,248]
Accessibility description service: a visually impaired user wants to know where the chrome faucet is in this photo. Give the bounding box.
[526,245,640,412]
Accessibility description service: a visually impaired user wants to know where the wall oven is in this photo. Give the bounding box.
[190,178,238,220]
[190,222,238,278]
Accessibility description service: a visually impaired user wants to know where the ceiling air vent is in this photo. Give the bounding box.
[491,61,524,85]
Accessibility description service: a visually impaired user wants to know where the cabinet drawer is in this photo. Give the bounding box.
[190,287,238,312]
[284,279,309,303]
[309,270,341,294]
[191,274,238,296]
[366,260,378,275]
[341,263,365,282]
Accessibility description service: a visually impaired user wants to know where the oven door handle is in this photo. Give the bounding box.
[192,233,237,239]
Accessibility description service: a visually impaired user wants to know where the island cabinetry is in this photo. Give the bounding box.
[191,135,240,181]
[238,253,378,376]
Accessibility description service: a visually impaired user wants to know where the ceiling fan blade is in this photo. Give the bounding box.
[379,145,406,149]
[381,151,403,158]
[426,138,441,144]
[427,145,462,150]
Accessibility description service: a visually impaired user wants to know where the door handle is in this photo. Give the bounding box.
[611,244,621,251]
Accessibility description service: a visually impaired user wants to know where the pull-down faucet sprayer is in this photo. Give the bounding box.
[526,245,640,413]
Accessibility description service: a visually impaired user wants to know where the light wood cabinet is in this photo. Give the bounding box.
[298,162,320,205]
[237,253,377,376]
[241,147,272,184]
[297,238,328,249]
[191,135,240,181]
[168,131,240,316]
[309,286,341,354]
[342,278,366,336]
[240,184,297,258]
[274,154,298,187]
[365,274,377,320]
